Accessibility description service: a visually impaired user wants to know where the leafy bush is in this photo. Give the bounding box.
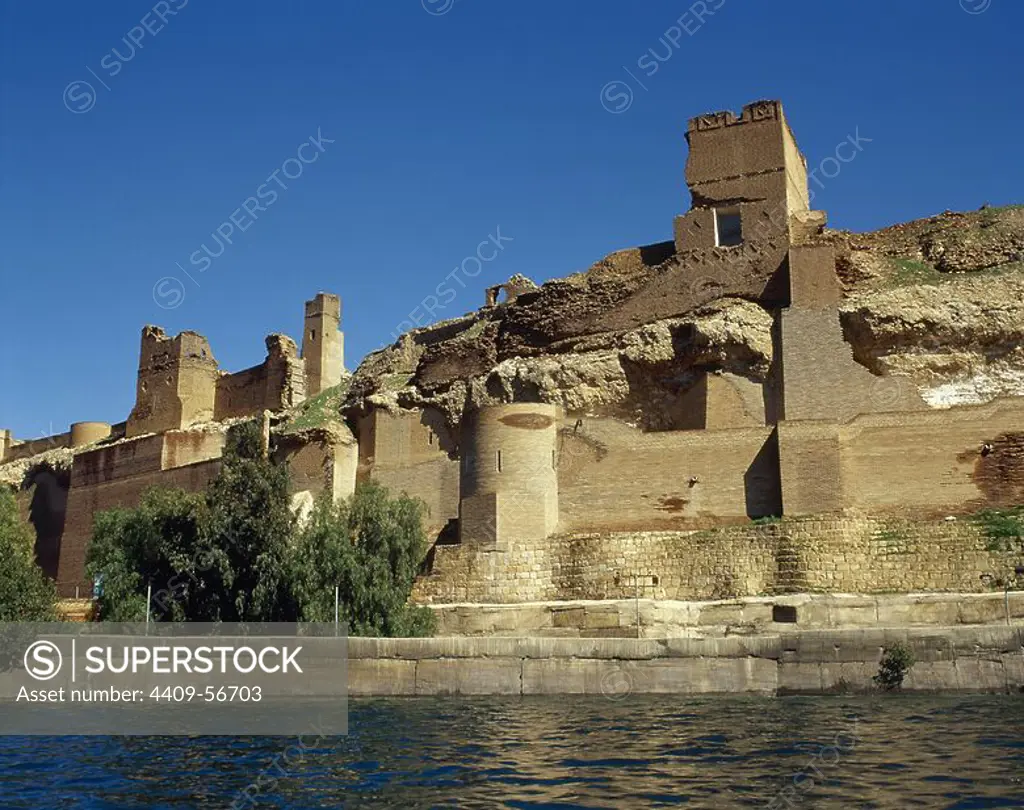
[87,488,219,622]
[874,642,915,691]
[0,488,58,621]
[203,422,296,621]
[290,482,436,637]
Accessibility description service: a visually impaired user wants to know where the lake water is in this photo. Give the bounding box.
[1,695,1022,808]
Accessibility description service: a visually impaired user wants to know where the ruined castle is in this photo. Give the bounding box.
[1,293,352,596]
[3,100,1022,607]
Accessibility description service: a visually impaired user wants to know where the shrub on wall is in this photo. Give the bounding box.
[0,488,58,621]
[973,506,1024,552]
[874,642,915,691]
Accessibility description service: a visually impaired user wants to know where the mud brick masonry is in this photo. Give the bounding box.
[3,100,1022,601]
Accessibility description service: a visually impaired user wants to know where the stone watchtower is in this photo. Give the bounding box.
[668,100,926,517]
[127,327,219,438]
[459,403,560,550]
[673,99,816,252]
[301,293,344,396]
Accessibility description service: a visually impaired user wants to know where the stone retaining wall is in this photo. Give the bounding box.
[428,592,1024,638]
[347,626,1024,696]
[413,516,1020,604]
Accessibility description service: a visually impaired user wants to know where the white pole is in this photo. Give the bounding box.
[146,584,152,634]
[334,585,339,636]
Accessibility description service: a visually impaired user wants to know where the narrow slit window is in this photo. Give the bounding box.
[714,207,743,247]
[496,450,503,472]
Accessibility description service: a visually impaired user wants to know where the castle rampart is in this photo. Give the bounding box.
[3,296,348,595]
[127,327,219,438]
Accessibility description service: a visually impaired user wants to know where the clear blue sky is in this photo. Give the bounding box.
[1,0,1020,440]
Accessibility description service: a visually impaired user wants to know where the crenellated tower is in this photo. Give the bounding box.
[673,99,818,252]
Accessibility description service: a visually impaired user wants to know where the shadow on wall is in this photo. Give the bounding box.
[638,241,676,267]
[24,466,69,580]
[420,408,459,458]
[744,428,782,519]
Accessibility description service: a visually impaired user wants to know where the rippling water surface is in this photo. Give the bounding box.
[1,695,1023,808]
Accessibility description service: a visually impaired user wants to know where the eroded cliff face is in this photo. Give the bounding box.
[344,206,1024,431]
[840,276,1024,407]
[833,206,1024,407]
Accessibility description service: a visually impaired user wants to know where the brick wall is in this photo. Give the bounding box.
[56,458,221,596]
[557,417,779,531]
[412,516,1020,605]
[840,398,1024,514]
[213,335,305,420]
[361,409,460,535]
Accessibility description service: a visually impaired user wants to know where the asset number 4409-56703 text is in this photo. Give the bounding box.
[150,685,262,702]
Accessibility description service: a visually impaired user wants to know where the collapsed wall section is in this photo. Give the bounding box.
[214,334,306,420]
[674,100,809,253]
[277,430,358,509]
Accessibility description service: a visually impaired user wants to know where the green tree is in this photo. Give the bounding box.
[0,488,58,621]
[205,422,295,621]
[87,421,292,622]
[290,482,436,636]
[87,488,222,621]
[86,422,434,634]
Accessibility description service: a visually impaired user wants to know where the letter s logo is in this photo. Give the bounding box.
[600,81,633,114]
[24,641,62,681]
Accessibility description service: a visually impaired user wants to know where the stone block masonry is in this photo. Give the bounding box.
[427,592,1024,638]
[413,516,1021,605]
[346,626,1024,696]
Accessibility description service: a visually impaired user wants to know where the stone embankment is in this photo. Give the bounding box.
[427,592,1024,637]
[348,625,1024,696]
